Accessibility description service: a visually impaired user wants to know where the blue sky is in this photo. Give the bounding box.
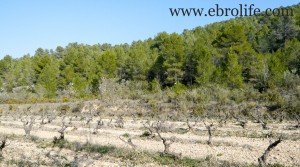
[0,0,299,58]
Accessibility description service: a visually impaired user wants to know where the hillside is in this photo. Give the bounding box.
[0,4,299,120]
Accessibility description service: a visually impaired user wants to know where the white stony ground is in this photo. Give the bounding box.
[0,117,299,166]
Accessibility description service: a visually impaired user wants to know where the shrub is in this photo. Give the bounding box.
[72,102,84,113]
[172,82,187,95]
[62,96,69,102]
[58,105,70,114]
[140,131,151,137]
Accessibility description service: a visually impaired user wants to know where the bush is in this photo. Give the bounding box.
[58,104,70,114]
[62,96,69,102]
[72,102,84,113]
[140,131,151,137]
[172,82,187,95]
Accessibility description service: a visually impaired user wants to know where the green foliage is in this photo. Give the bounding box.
[97,50,117,78]
[0,78,3,88]
[122,133,130,138]
[0,55,12,76]
[150,78,161,93]
[58,105,70,114]
[268,50,287,86]
[52,140,116,154]
[37,63,59,98]
[184,39,214,85]
[221,49,244,88]
[60,65,76,88]
[172,82,187,95]
[284,39,300,75]
[33,53,52,77]
[153,153,220,167]
[124,41,154,81]
[194,46,214,85]
[156,32,185,86]
[140,131,151,137]
[72,76,87,97]
[213,23,247,49]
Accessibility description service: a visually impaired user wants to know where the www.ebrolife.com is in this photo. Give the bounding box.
[170,4,294,17]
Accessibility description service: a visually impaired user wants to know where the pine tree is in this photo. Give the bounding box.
[37,63,59,98]
[221,49,244,88]
[268,50,287,86]
[184,39,214,85]
[97,50,117,78]
[160,33,185,86]
[72,76,87,98]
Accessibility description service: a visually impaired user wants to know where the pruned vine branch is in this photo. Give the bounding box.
[203,120,214,145]
[258,135,283,167]
[92,118,104,134]
[0,136,9,158]
[53,116,71,143]
[21,116,35,138]
[142,119,156,138]
[154,121,181,159]
[186,117,198,132]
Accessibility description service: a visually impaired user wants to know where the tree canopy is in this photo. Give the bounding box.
[0,4,300,102]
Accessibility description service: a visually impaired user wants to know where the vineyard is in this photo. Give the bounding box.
[0,102,299,167]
